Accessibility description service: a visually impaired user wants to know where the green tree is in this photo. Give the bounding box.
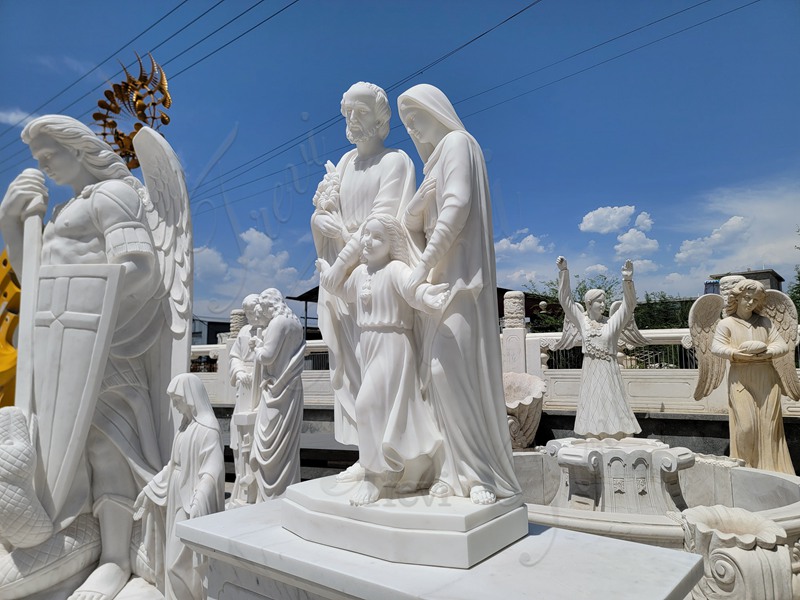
[635,291,693,329]
[524,273,621,331]
[790,227,800,314]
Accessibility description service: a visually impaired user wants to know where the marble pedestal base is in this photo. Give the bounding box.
[547,437,695,514]
[281,476,528,568]
[178,500,703,600]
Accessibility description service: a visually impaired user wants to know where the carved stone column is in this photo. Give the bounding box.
[502,291,526,373]
[230,308,246,338]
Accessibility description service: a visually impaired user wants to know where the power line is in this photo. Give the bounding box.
[0,0,191,143]
[384,0,546,93]
[170,0,302,79]
[160,0,268,70]
[455,0,716,105]
[0,0,299,172]
[191,1,542,196]
[191,0,764,218]
[0,0,225,166]
[460,0,763,120]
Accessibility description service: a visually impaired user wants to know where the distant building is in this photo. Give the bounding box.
[192,317,230,345]
[705,268,784,294]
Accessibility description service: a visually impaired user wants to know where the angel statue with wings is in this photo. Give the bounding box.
[554,256,647,440]
[0,115,192,600]
[690,279,800,475]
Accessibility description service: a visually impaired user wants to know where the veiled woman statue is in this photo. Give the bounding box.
[134,373,225,599]
[398,84,520,505]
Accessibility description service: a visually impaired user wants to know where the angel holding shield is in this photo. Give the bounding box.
[690,279,800,474]
[0,115,191,599]
[555,256,645,439]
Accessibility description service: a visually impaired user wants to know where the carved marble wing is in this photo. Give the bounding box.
[763,290,800,400]
[133,126,193,460]
[689,294,726,401]
[609,300,650,350]
[552,304,583,351]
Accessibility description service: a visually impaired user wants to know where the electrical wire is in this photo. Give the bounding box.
[0,0,301,172]
[190,1,543,196]
[191,0,763,216]
[0,0,191,142]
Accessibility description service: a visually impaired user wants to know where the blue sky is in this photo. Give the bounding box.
[1,0,798,320]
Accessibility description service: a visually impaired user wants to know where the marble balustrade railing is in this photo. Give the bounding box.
[192,328,800,418]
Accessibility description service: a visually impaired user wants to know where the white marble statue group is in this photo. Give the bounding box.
[227,288,305,505]
[3,76,800,600]
[0,116,224,600]
[311,82,521,507]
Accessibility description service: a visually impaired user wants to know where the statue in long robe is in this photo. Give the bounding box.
[135,374,225,599]
[398,84,521,505]
[249,288,305,500]
[311,82,415,467]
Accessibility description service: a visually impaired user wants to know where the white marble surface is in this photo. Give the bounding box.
[282,476,527,567]
[179,500,703,600]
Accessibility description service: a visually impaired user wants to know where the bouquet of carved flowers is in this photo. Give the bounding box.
[312,161,341,213]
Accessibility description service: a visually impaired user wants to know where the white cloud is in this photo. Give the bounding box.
[497,268,537,288]
[579,205,635,234]
[194,246,228,281]
[584,264,608,275]
[614,228,659,257]
[494,229,550,254]
[632,259,658,274]
[193,228,317,319]
[674,216,747,264]
[635,212,653,231]
[0,108,37,128]
[35,55,96,77]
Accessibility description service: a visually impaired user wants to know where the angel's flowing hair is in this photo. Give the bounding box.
[724,279,766,317]
[22,115,131,182]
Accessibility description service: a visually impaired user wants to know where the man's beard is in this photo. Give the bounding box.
[346,122,378,144]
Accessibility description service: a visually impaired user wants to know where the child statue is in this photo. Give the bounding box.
[318,213,448,506]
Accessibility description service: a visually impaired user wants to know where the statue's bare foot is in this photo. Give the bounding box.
[429,480,454,498]
[67,563,130,600]
[469,485,496,505]
[349,479,381,506]
[336,462,364,483]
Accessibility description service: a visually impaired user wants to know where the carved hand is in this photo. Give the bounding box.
[320,259,346,292]
[422,283,451,311]
[556,256,568,271]
[407,177,437,216]
[621,259,634,280]
[407,262,430,290]
[312,211,345,239]
[1,168,49,221]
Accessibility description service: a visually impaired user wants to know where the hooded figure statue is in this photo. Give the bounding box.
[398,84,520,505]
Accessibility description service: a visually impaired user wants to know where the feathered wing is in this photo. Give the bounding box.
[689,294,726,400]
[133,126,193,461]
[609,300,650,349]
[553,304,583,350]
[763,290,800,400]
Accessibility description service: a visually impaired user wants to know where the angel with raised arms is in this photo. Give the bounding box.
[555,256,644,439]
[0,115,191,599]
[690,278,800,474]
